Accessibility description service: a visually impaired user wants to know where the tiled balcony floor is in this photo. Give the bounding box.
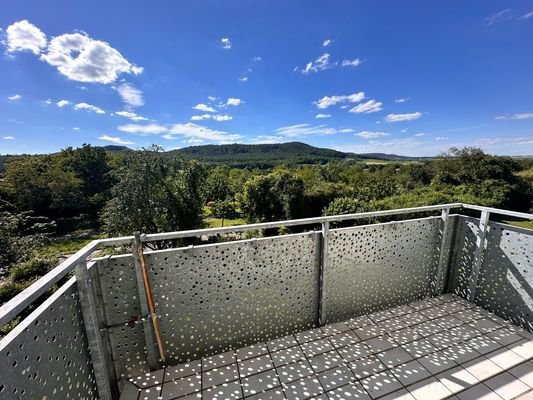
[120,294,533,400]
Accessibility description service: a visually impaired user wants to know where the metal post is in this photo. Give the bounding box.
[75,259,115,400]
[432,208,451,296]
[468,210,490,302]
[318,221,329,326]
[132,232,160,369]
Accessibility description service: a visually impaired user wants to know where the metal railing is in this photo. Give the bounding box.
[1,203,532,400]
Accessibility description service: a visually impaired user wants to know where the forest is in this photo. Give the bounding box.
[1,143,533,330]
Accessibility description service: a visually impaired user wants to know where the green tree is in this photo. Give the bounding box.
[100,146,206,236]
[241,171,305,222]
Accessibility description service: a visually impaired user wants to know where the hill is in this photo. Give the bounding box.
[168,142,356,167]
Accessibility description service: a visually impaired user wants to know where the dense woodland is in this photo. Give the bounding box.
[1,143,533,325]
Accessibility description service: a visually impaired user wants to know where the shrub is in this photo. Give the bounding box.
[9,257,57,283]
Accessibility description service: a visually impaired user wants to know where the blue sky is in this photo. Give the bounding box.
[1,0,532,156]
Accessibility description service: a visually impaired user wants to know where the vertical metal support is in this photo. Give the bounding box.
[75,259,115,400]
[318,221,329,326]
[432,208,451,296]
[468,210,490,302]
[132,233,160,370]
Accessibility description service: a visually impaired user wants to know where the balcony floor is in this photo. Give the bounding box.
[120,294,533,400]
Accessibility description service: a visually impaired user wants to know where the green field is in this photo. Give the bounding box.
[205,217,247,228]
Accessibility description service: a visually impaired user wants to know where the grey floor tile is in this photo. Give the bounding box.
[457,383,503,400]
[329,331,360,349]
[139,386,162,400]
[346,315,374,330]
[283,376,324,400]
[402,338,438,359]
[407,377,453,400]
[368,309,395,323]
[361,370,403,399]
[488,328,524,346]
[301,338,335,358]
[238,354,274,378]
[485,372,530,400]
[465,335,503,355]
[349,355,386,380]
[510,361,533,387]
[276,359,314,384]
[309,350,344,374]
[164,361,201,381]
[271,345,306,367]
[268,334,299,352]
[462,356,503,381]
[322,321,351,335]
[236,343,268,361]
[203,350,236,371]
[469,318,504,334]
[202,363,239,389]
[427,331,461,350]
[417,350,457,375]
[485,347,526,370]
[337,341,373,363]
[391,360,431,386]
[242,369,280,397]
[317,364,355,392]
[246,386,285,400]
[327,381,372,399]
[365,335,397,353]
[389,327,422,345]
[436,366,479,394]
[377,346,413,368]
[130,369,165,388]
[401,312,427,327]
[413,321,444,338]
[420,306,448,320]
[389,304,415,317]
[202,380,243,399]
[378,389,416,400]
[441,342,481,365]
[433,315,463,330]
[449,324,482,341]
[379,317,407,332]
[161,374,201,399]
[508,339,533,360]
[296,328,328,344]
[354,324,387,341]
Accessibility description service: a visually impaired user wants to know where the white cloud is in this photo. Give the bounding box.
[5,20,47,55]
[57,99,70,107]
[249,135,287,144]
[349,99,383,114]
[435,136,448,141]
[323,39,333,47]
[8,94,21,101]
[118,123,167,134]
[118,122,241,142]
[414,133,425,136]
[190,114,232,121]
[385,112,422,122]
[220,38,231,49]
[341,58,362,67]
[302,53,331,74]
[519,11,533,19]
[315,92,365,109]
[226,98,242,106]
[356,131,390,139]
[495,113,533,120]
[115,110,148,121]
[73,127,80,131]
[193,103,216,112]
[2,136,15,140]
[253,56,262,62]
[116,83,143,108]
[74,102,105,114]
[395,98,410,103]
[401,128,408,133]
[275,123,353,137]
[40,31,143,84]
[315,114,331,119]
[485,9,512,25]
[238,76,249,82]
[98,134,134,145]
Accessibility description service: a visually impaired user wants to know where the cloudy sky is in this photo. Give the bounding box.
[1,0,532,156]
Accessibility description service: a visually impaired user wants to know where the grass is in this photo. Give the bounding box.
[40,233,103,258]
[205,217,247,228]
[502,219,533,230]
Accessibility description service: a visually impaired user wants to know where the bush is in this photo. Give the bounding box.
[0,280,26,304]
[9,257,57,283]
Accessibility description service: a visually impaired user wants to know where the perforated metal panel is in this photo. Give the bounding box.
[0,278,97,399]
[325,217,446,323]
[145,232,320,364]
[448,216,479,299]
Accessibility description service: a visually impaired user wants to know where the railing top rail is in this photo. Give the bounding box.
[1,202,532,328]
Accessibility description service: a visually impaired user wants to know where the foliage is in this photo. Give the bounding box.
[9,257,57,282]
[241,171,305,222]
[100,146,206,236]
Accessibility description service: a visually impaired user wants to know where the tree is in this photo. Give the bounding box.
[100,146,206,236]
[241,171,305,222]
[323,197,372,216]
[204,166,231,202]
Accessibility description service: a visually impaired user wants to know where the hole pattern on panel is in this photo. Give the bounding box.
[475,221,533,331]
[325,217,444,323]
[145,232,320,364]
[0,279,97,399]
[449,217,479,298]
[96,255,149,381]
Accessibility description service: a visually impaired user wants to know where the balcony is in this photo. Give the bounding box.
[0,203,532,400]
